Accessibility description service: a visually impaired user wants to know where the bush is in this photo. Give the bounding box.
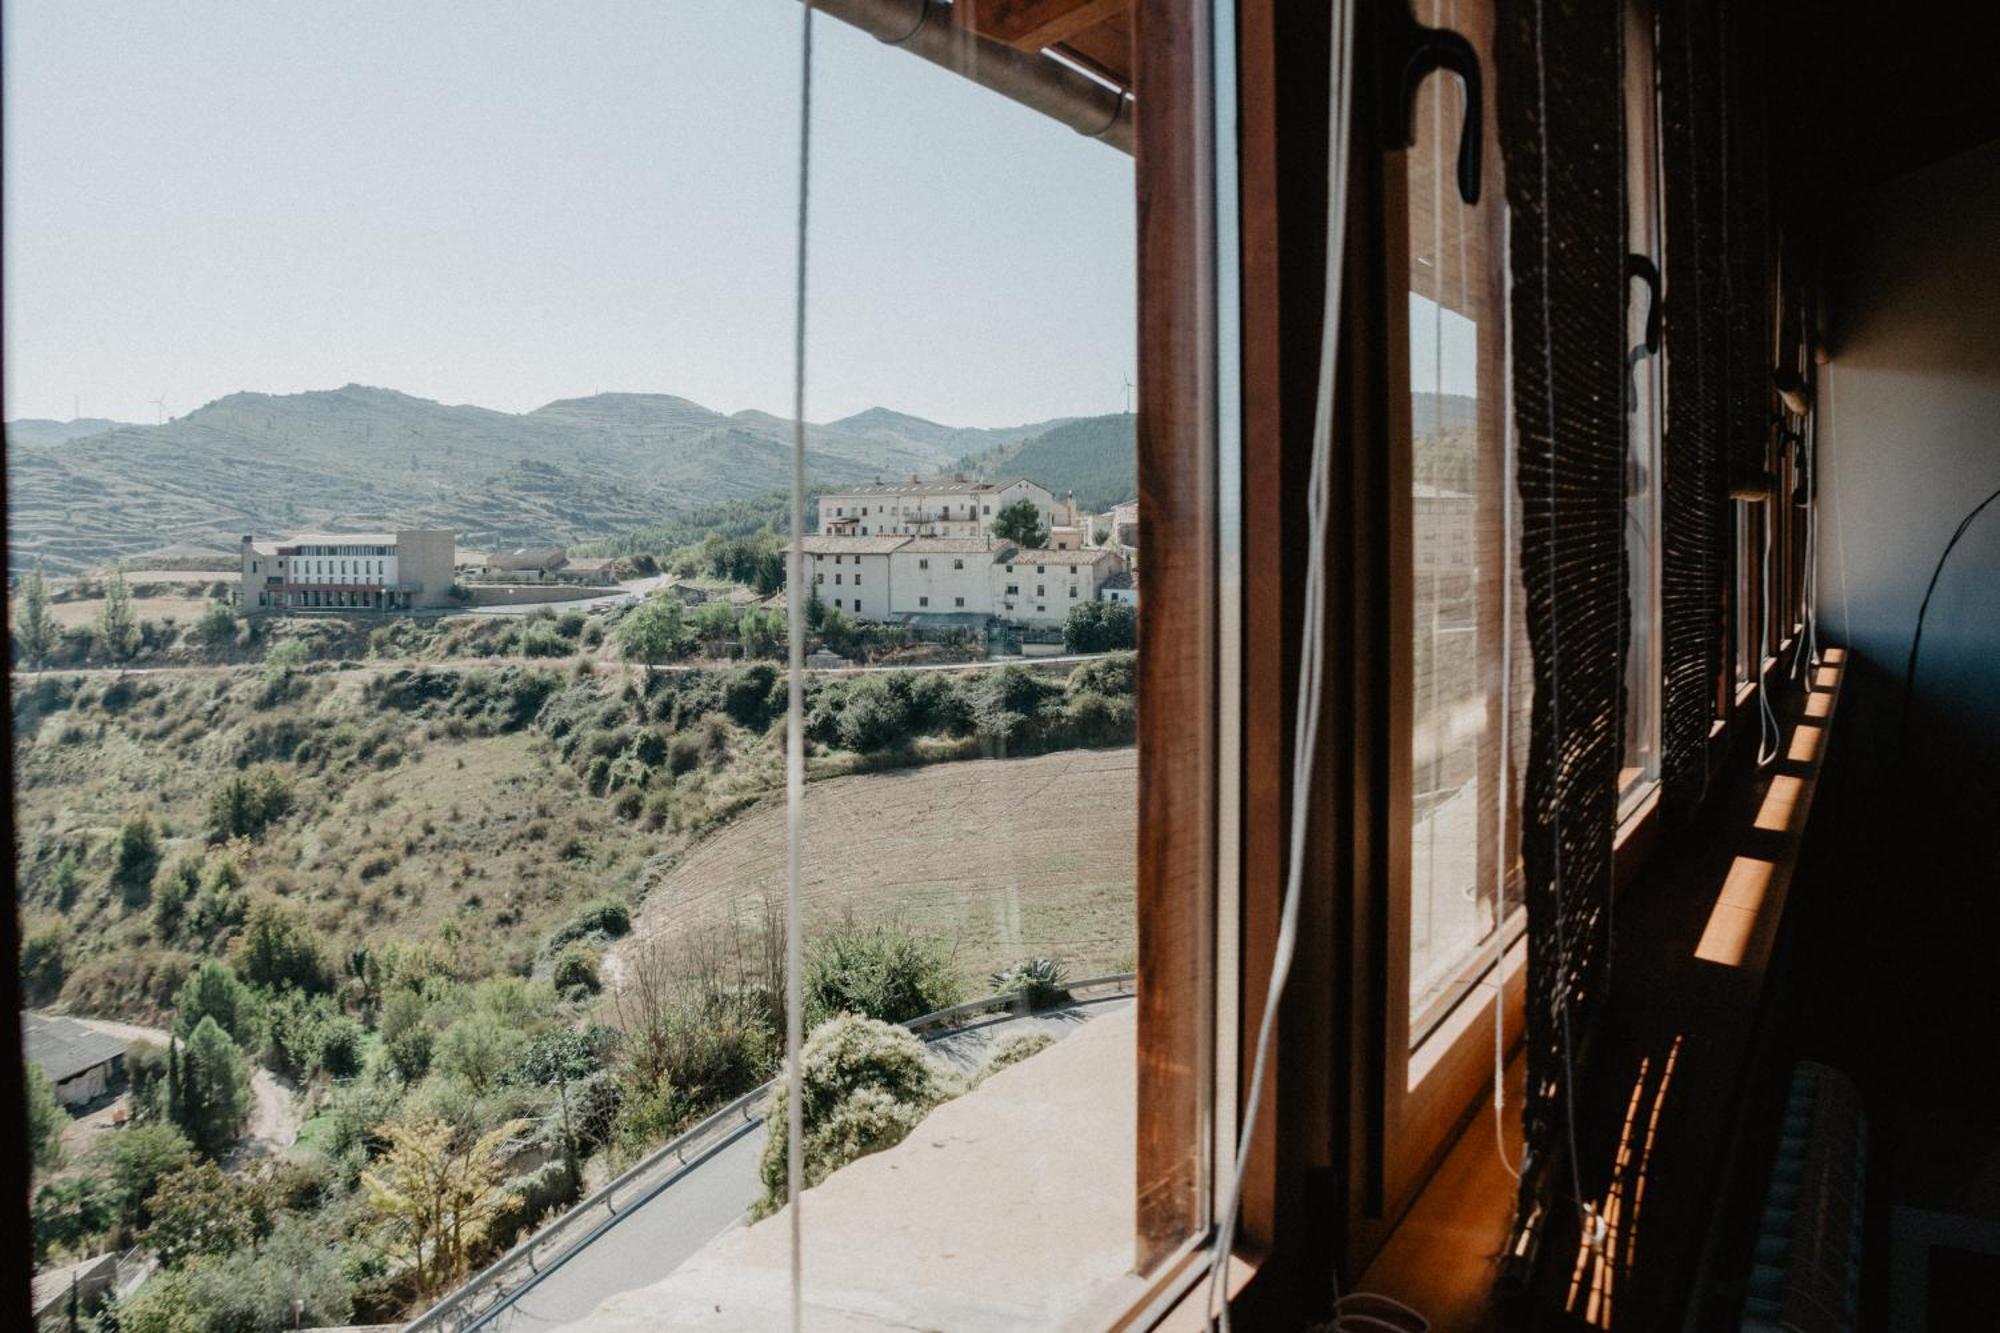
[543,895,631,955]
[551,944,602,995]
[754,1014,951,1215]
[723,661,781,728]
[520,623,569,658]
[1063,599,1138,652]
[802,922,961,1029]
[20,923,67,1004]
[989,957,1071,1010]
[191,600,238,648]
[206,767,292,842]
[977,1030,1056,1083]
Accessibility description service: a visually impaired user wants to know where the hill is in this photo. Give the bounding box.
[6,417,138,449]
[957,412,1137,514]
[3,386,1081,574]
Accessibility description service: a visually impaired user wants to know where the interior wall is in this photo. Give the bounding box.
[1802,136,2000,1317]
[1817,135,2000,840]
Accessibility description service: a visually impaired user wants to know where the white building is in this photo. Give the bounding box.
[239,529,456,611]
[24,1012,127,1108]
[786,532,1128,628]
[818,477,1072,540]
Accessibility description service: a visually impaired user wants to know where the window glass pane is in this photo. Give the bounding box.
[1620,0,1665,813]
[1405,0,1528,1029]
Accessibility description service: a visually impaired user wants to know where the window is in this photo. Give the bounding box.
[953,559,963,570]
[919,558,930,570]
[1006,584,1019,595]
[919,596,929,608]
[1036,584,1045,596]
[1734,499,1762,690]
[1621,0,1666,814]
[853,575,861,586]
[1400,0,1523,1044]
[953,596,964,608]
[1070,586,1079,598]
[834,574,842,585]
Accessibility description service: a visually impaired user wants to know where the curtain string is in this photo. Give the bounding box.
[785,4,816,1330]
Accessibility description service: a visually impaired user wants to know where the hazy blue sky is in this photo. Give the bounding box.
[2,1,1135,427]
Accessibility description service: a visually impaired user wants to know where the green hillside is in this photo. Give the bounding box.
[958,413,1137,514]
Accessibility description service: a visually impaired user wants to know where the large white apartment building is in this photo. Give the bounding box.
[790,533,1126,627]
[818,477,1072,539]
[239,529,456,611]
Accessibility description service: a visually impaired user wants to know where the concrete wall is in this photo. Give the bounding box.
[462,584,604,607]
[396,529,457,607]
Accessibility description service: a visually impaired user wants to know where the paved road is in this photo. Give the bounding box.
[469,997,1131,1332]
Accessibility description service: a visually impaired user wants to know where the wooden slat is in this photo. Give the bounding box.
[960,0,1129,52]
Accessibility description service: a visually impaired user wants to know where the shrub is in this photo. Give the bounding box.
[520,623,569,658]
[754,1014,951,1214]
[20,922,67,1004]
[93,1122,195,1231]
[206,767,292,842]
[979,1031,1056,1082]
[990,957,1071,1010]
[543,895,631,955]
[191,600,238,648]
[802,922,962,1029]
[835,674,912,752]
[434,1011,527,1095]
[551,944,602,995]
[173,961,261,1047]
[152,854,204,938]
[1063,599,1138,652]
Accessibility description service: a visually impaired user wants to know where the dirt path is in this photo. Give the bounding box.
[65,1015,304,1162]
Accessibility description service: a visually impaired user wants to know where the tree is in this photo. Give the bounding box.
[175,1018,252,1158]
[90,1121,194,1231]
[98,564,140,660]
[173,961,260,1046]
[233,897,329,992]
[14,560,58,665]
[992,498,1048,549]
[363,1117,526,1293]
[738,606,785,660]
[1063,598,1137,653]
[817,605,856,655]
[142,1160,269,1266]
[32,1176,117,1263]
[113,813,162,904]
[691,600,736,655]
[615,594,688,666]
[26,1061,68,1172]
[753,549,785,595]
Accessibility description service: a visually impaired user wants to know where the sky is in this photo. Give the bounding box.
[1,1,1136,428]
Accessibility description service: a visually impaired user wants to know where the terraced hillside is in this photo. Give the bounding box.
[4,386,1099,573]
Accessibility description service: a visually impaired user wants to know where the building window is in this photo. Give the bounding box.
[815,574,824,585]
[1037,565,1046,574]
[854,575,861,586]
[919,558,930,570]
[834,574,842,585]
[954,596,964,607]
[1036,585,1045,597]
[1006,584,1019,595]
[953,559,964,570]
[919,596,929,607]
[1070,587,1079,598]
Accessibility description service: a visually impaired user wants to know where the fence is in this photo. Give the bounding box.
[406,973,1135,1332]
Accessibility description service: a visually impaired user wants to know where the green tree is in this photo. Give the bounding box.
[26,1061,68,1172]
[173,960,260,1046]
[616,594,688,666]
[153,853,204,938]
[817,605,856,655]
[14,559,58,665]
[90,1121,194,1231]
[142,1160,270,1266]
[992,498,1049,549]
[690,600,736,655]
[753,549,785,595]
[113,813,162,904]
[98,564,140,660]
[176,1018,252,1158]
[1062,598,1137,652]
[233,897,329,992]
[738,606,785,659]
[20,922,67,1003]
[32,1176,117,1263]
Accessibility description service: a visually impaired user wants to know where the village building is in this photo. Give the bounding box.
[24,1012,127,1108]
[239,529,456,611]
[786,529,1127,628]
[818,477,1073,539]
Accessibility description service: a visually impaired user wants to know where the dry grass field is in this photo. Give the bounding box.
[619,746,1137,989]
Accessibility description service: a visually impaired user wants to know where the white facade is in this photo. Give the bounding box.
[240,529,456,611]
[990,548,1123,626]
[786,531,1128,628]
[889,539,1007,614]
[794,535,903,621]
[819,477,1071,540]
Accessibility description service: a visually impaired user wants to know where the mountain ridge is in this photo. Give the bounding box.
[4,385,1122,573]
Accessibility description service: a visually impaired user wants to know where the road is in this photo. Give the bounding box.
[466,997,1131,1332]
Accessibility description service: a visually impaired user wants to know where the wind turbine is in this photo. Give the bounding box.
[149,393,167,425]
[1121,374,1134,415]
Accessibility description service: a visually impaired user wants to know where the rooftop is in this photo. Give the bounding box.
[821,476,1037,498]
[23,1012,128,1084]
[784,535,914,555]
[277,532,400,547]
[897,537,1018,557]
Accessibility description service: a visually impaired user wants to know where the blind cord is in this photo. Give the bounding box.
[784,4,815,1330]
[1205,0,1353,1325]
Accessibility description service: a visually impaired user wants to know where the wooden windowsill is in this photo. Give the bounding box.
[1345,655,1844,1331]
